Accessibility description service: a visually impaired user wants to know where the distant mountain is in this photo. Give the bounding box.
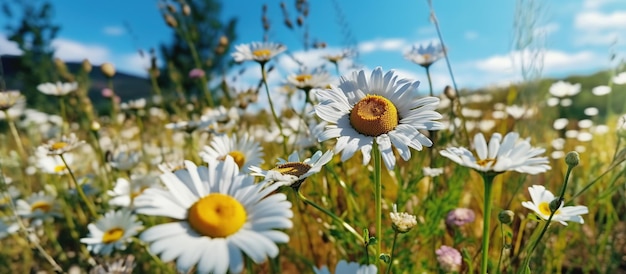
[1,55,153,103]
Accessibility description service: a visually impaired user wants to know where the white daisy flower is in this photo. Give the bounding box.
[35,151,74,175]
[107,175,160,208]
[314,260,377,274]
[37,81,78,96]
[200,133,263,173]
[107,150,141,171]
[439,132,550,175]
[422,166,444,177]
[521,185,588,226]
[613,72,626,85]
[0,90,24,111]
[90,255,135,274]
[286,68,333,92]
[549,81,580,98]
[80,210,143,255]
[404,43,445,68]
[231,42,286,64]
[135,157,293,274]
[39,133,86,156]
[0,217,19,239]
[15,191,62,221]
[390,204,417,233]
[249,150,334,189]
[314,67,443,170]
[591,85,611,96]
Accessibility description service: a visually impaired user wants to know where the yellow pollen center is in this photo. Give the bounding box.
[252,49,272,58]
[295,74,312,82]
[51,142,68,150]
[54,165,67,173]
[188,193,247,238]
[349,95,399,136]
[217,151,246,168]
[273,162,312,177]
[130,187,147,200]
[102,227,125,244]
[31,201,51,213]
[538,202,560,216]
[476,158,496,167]
[423,53,431,61]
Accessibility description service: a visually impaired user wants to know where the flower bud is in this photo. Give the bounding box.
[565,151,580,167]
[101,62,116,78]
[165,14,178,28]
[549,197,562,213]
[90,121,101,131]
[390,204,417,233]
[498,210,515,225]
[444,85,457,100]
[82,59,92,73]
[182,4,191,16]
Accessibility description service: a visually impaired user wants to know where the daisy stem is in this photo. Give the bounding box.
[0,175,64,273]
[260,62,288,155]
[59,96,68,134]
[425,66,434,97]
[60,154,98,218]
[296,190,363,243]
[4,109,27,160]
[385,231,399,274]
[373,142,383,262]
[496,222,506,274]
[480,173,495,274]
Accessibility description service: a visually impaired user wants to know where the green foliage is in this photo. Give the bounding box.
[2,0,60,112]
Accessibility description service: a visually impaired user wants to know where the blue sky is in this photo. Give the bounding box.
[1,0,625,93]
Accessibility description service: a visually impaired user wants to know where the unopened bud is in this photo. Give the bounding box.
[549,197,562,213]
[444,85,457,100]
[165,14,178,28]
[565,151,580,167]
[218,36,229,47]
[498,210,515,225]
[82,59,92,73]
[182,4,191,16]
[90,121,101,131]
[101,62,116,78]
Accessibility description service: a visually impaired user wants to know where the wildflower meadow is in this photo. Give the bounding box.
[1,0,626,273]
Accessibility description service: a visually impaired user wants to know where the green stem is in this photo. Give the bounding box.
[481,174,495,274]
[4,110,27,160]
[425,66,434,97]
[386,232,399,274]
[60,154,98,217]
[496,222,506,273]
[260,62,288,154]
[59,97,68,134]
[373,142,383,262]
[296,190,362,242]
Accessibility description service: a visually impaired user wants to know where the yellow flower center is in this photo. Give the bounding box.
[188,193,247,238]
[295,74,312,82]
[252,49,272,58]
[51,142,68,151]
[54,165,67,173]
[102,227,125,244]
[476,158,496,167]
[130,187,147,200]
[422,53,431,61]
[217,151,246,169]
[349,95,399,136]
[273,162,312,177]
[538,202,560,216]
[31,201,51,213]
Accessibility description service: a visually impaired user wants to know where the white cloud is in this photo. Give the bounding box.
[357,37,438,55]
[52,38,111,64]
[0,33,22,55]
[534,23,559,37]
[475,50,598,74]
[117,52,152,77]
[574,11,626,31]
[583,0,619,9]
[103,26,126,36]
